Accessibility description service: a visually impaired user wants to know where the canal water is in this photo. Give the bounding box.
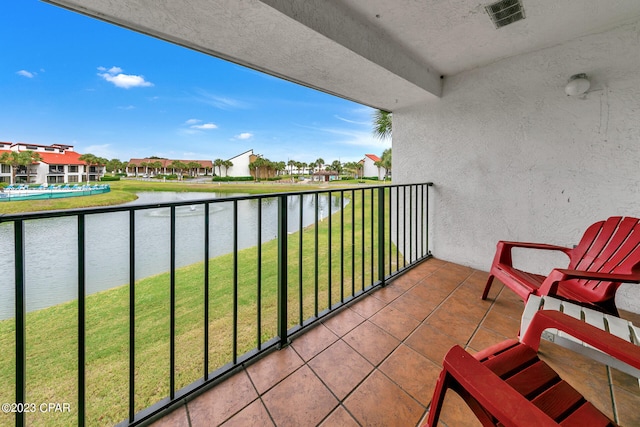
[0,192,345,320]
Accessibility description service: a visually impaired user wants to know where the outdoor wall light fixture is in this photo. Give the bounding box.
[565,73,590,96]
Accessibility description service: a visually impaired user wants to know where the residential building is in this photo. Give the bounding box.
[359,153,387,180]
[126,158,213,177]
[225,149,253,177]
[0,142,104,184]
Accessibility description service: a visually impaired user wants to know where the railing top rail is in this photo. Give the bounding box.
[0,182,433,223]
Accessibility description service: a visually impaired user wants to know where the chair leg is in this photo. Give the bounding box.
[481,275,494,300]
[425,370,450,426]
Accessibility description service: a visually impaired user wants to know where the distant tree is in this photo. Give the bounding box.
[150,160,163,176]
[187,161,201,177]
[275,161,286,176]
[79,153,100,183]
[128,162,138,177]
[314,158,325,173]
[140,161,150,176]
[213,158,224,177]
[170,160,187,179]
[222,160,233,177]
[22,151,42,184]
[329,160,343,174]
[380,148,392,179]
[0,151,41,184]
[106,158,124,173]
[372,109,392,140]
[287,159,296,176]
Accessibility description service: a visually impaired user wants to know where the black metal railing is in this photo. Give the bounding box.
[0,182,432,427]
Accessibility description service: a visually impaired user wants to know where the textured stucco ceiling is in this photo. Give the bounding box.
[44,0,640,110]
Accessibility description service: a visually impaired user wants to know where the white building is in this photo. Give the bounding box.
[0,142,104,184]
[225,149,254,177]
[359,154,387,180]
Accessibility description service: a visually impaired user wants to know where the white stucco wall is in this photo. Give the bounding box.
[226,150,252,177]
[395,20,640,311]
[362,157,386,180]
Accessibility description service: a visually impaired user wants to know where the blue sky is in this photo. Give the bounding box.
[1,1,390,164]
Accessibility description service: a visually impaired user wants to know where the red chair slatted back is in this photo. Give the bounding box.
[566,217,640,299]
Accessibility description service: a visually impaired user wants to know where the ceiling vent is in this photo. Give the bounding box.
[485,0,525,29]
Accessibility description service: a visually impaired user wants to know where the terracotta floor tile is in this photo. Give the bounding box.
[609,366,640,394]
[387,271,424,291]
[344,370,424,427]
[261,365,337,427]
[479,307,520,338]
[245,346,304,394]
[538,341,613,420]
[308,339,373,400]
[148,404,189,427]
[188,371,258,427]
[612,385,640,427]
[390,292,437,322]
[379,344,441,406]
[371,283,405,303]
[348,295,387,319]
[343,320,400,366]
[466,326,510,353]
[405,323,458,366]
[318,405,360,427]
[406,282,450,309]
[437,294,489,325]
[322,307,365,337]
[220,399,274,427]
[370,305,420,340]
[290,323,338,361]
[436,387,483,427]
[426,306,480,345]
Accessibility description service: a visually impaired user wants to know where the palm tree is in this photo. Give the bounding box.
[380,148,392,179]
[372,109,392,140]
[329,160,343,175]
[22,151,42,184]
[79,153,99,183]
[150,160,163,177]
[314,158,325,173]
[187,161,201,177]
[213,158,224,177]
[170,160,187,179]
[128,162,138,177]
[222,160,233,177]
[0,151,23,184]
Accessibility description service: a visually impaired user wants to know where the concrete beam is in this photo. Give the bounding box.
[44,0,440,110]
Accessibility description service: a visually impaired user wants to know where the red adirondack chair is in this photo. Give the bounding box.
[425,310,640,426]
[482,216,640,315]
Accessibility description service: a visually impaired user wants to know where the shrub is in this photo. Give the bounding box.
[100,175,121,181]
[212,176,254,182]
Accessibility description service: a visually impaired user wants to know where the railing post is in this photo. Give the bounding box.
[14,220,26,427]
[277,195,288,347]
[378,187,385,286]
[77,214,86,427]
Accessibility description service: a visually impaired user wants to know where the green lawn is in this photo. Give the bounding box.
[0,188,403,426]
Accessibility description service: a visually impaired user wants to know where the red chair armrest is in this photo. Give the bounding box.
[520,311,640,370]
[494,241,573,267]
[538,269,640,295]
[442,345,558,427]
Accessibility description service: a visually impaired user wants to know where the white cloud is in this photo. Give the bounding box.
[185,119,201,125]
[236,132,253,139]
[17,70,35,78]
[191,123,218,130]
[97,66,153,89]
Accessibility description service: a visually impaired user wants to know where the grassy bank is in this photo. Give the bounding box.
[0,189,402,426]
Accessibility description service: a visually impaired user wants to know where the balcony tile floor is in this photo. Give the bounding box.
[150,258,640,427]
